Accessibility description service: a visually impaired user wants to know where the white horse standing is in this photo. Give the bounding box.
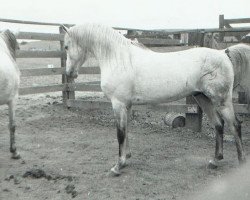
[0,30,20,159]
[62,24,250,175]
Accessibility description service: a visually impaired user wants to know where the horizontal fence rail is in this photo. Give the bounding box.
[0,18,74,27]
[65,99,249,114]
[17,50,65,58]
[17,32,64,41]
[19,81,101,95]
[20,67,64,77]
[19,84,64,95]
[65,99,199,112]
[225,18,250,24]
[20,67,100,77]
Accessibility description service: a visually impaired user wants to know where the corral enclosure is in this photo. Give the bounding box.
[0,16,250,200]
[2,16,250,132]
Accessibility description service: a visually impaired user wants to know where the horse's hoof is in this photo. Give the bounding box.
[207,160,218,169]
[239,158,247,165]
[126,153,132,159]
[216,154,224,161]
[110,167,121,176]
[11,152,21,159]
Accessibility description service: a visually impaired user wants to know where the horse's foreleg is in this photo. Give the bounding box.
[219,100,246,164]
[194,94,224,167]
[111,99,130,175]
[8,100,20,159]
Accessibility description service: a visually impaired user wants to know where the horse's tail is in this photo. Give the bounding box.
[225,44,250,107]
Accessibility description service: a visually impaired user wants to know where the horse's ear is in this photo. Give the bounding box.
[61,25,70,35]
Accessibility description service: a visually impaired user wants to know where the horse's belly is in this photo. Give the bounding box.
[133,78,196,104]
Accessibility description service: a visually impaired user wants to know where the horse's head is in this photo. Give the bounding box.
[62,25,87,78]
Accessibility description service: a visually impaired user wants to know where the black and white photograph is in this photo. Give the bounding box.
[0,0,250,199]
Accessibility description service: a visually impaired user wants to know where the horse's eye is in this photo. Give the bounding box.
[65,46,68,50]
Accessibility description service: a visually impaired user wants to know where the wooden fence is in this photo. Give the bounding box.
[219,15,250,42]
[219,15,250,29]
[1,17,249,132]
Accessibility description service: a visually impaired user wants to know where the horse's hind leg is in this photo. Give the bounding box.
[110,99,131,175]
[194,94,224,167]
[218,99,246,164]
[8,100,20,159]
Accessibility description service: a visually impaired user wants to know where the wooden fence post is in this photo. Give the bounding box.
[238,92,247,104]
[199,31,205,47]
[185,96,203,132]
[59,26,67,105]
[219,14,225,42]
[59,26,75,107]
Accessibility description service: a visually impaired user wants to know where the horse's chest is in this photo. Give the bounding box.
[100,70,134,99]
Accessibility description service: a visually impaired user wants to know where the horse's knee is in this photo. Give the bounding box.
[215,124,224,135]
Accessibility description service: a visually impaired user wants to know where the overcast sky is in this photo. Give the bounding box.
[0,0,249,32]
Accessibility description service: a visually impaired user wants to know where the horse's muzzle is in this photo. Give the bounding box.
[66,70,78,79]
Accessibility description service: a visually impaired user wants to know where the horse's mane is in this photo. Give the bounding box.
[0,30,19,60]
[69,23,149,49]
[68,24,148,68]
[131,39,148,50]
[68,24,129,68]
[69,24,130,50]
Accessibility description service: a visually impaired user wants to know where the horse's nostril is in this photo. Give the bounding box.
[66,69,78,78]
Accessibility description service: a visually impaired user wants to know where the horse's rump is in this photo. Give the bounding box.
[0,32,20,105]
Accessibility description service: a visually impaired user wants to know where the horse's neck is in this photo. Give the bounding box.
[92,42,133,70]
[0,38,10,53]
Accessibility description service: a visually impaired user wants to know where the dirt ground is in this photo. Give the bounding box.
[0,93,250,200]
[1,40,250,200]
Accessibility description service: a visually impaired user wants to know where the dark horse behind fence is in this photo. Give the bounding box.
[62,24,250,175]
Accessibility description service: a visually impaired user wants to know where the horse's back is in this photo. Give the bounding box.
[130,47,231,103]
[133,46,225,72]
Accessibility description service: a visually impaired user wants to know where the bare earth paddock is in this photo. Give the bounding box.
[0,93,250,200]
[0,42,250,200]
